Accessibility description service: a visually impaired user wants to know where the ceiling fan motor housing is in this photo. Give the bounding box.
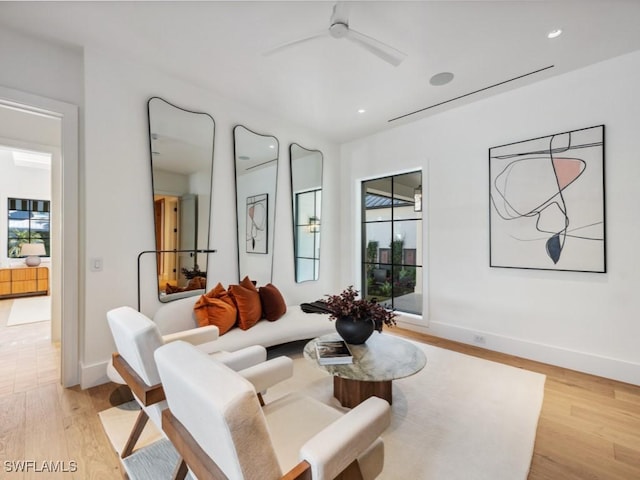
[329,22,349,39]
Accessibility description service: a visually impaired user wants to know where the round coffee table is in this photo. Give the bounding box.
[304,332,427,408]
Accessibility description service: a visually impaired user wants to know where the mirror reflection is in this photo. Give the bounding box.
[148,97,214,302]
[233,126,278,285]
[290,143,323,282]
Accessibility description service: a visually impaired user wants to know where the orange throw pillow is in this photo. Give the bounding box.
[259,283,287,321]
[228,279,262,330]
[193,282,237,335]
[204,282,227,298]
[187,276,207,290]
[193,295,237,335]
[240,275,258,292]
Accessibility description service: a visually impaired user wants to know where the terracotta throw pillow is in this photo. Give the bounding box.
[193,295,237,335]
[259,283,287,321]
[240,275,258,292]
[193,283,238,335]
[165,277,207,294]
[204,282,227,299]
[228,277,262,330]
[187,276,207,290]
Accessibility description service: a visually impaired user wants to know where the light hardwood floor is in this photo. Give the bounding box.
[0,301,638,479]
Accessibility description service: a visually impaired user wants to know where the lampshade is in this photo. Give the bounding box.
[21,243,46,267]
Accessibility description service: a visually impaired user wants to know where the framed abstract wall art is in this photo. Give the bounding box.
[489,125,605,272]
[246,193,268,254]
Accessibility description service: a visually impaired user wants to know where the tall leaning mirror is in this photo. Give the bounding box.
[148,97,215,302]
[290,144,323,282]
[233,125,278,285]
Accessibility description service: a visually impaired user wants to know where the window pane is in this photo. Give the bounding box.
[363,266,392,304]
[364,222,391,265]
[393,172,422,220]
[296,191,315,226]
[314,190,322,218]
[296,227,316,258]
[392,266,422,315]
[363,176,393,222]
[393,219,422,265]
[296,258,316,282]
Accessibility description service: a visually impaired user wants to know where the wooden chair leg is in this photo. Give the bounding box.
[335,460,364,480]
[172,459,189,480]
[121,409,149,458]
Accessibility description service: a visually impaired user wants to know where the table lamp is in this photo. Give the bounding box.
[21,243,46,267]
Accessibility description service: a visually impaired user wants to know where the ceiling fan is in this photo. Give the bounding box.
[263,2,406,67]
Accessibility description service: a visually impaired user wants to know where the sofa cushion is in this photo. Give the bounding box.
[259,283,287,321]
[228,277,262,330]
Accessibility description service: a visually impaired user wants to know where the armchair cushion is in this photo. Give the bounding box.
[258,283,287,321]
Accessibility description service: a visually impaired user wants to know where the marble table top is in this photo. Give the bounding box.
[304,332,427,382]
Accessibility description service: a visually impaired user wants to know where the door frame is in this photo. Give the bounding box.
[0,85,80,387]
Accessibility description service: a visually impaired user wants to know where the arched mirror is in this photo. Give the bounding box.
[233,125,278,285]
[290,144,323,282]
[148,97,215,302]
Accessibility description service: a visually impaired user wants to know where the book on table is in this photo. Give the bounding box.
[315,340,353,365]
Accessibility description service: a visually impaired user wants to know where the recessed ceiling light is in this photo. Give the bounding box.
[269,144,275,149]
[547,29,562,39]
[429,72,454,86]
[358,108,366,114]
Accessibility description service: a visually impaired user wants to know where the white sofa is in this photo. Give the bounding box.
[152,294,335,353]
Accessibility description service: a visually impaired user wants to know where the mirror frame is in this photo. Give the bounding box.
[233,125,279,284]
[147,96,215,303]
[289,143,323,283]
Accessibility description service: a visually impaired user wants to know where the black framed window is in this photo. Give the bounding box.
[362,171,422,315]
[294,189,321,282]
[7,198,50,257]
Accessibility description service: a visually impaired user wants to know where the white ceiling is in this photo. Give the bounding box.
[1,1,640,143]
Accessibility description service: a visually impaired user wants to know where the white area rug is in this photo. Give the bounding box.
[6,296,51,326]
[99,340,545,480]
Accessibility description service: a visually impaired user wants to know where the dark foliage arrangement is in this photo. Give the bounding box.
[324,286,396,332]
[180,264,207,280]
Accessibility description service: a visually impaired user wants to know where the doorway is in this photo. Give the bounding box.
[0,86,79,387]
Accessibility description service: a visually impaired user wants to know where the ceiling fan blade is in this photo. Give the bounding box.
[263,30,328,57]
[330,1,350,25]
[345,28,407,67]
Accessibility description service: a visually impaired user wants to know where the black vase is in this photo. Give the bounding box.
[335,316,375,344]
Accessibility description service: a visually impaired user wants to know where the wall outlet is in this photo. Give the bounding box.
[473,334,486,345]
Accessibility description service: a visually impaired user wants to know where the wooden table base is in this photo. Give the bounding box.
[333,376,392,408]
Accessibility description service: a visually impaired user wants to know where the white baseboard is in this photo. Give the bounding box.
[80,360,110,389]
[397,319,640,386]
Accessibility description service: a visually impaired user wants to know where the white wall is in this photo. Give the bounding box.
[0,27,83,107]
[341,50,640,385]
[81,47,340,386]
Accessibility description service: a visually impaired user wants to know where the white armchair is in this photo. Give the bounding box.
[155,340,391,480]
[107,306,293,458]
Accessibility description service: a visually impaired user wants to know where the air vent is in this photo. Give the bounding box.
[389,65,554,123]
